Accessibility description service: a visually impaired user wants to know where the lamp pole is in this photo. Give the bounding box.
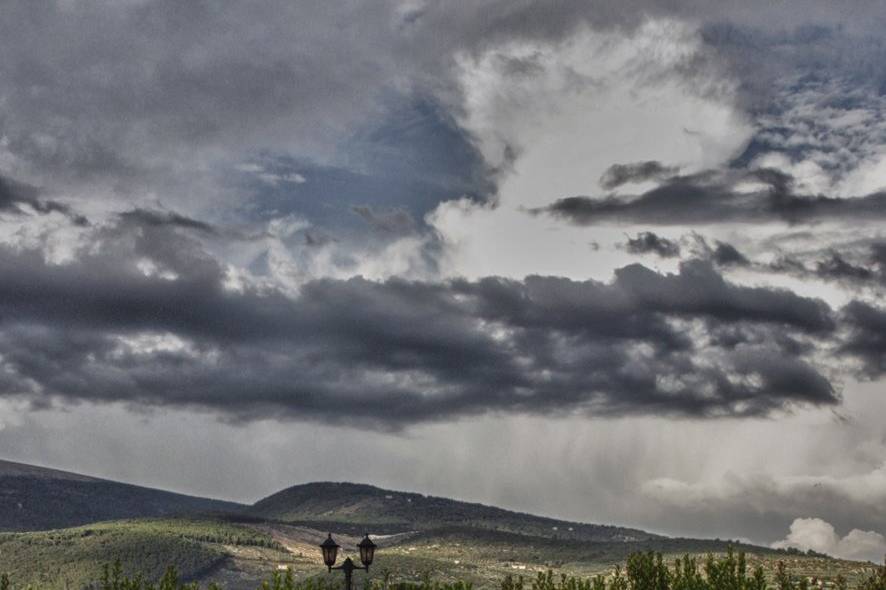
[333,556,361,590]
[320,533,377,590]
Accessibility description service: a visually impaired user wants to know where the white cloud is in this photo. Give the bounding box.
[838,151,886,196]
[430,19,752,282]
[773,517,886,563]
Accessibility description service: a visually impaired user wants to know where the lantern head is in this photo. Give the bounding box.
[320,533,340,570]
[358,534,376,569]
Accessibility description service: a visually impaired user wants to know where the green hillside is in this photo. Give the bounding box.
[0,518,289,590]
[0,460,244,532]
[249,482,657,542]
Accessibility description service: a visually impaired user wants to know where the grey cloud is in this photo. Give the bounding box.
[815,252,877,283]
[0,1,668,198]
[0,1,457,212]
[841,301,886,376]
[709,241,751,267]
[766,255,813,278]
[118,209,218,235]
[624,231,681,258]
[600,162,679,190]
[705,24,886,116]
[681,234,750,268]
[0,175,88,225]
[608,261,834,333]
[702,242,751,268]
[748,241,886,288]
[117,207,285,245]
[3,2,882,196]
[870,243,886,268]
[304,231,337,248]
[538,167,886,226]
[352,206,417,235]
[0,214,842,428]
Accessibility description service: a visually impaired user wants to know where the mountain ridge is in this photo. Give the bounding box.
[0,457,245,532]
[0,458,101,482]
[248,481,660,543]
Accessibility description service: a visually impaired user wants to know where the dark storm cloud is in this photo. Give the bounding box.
[0,214,842,428]
[537,167,886,226]
[711,242,750,267]
[600,162,680,190]
[841,301,886,376]
[624,232,681,258]
[0,175,88,225]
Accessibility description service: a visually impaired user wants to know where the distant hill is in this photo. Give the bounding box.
[0,459,244,532]
[248,481,659,542]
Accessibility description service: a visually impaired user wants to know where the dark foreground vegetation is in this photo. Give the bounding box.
[0,549,882,590]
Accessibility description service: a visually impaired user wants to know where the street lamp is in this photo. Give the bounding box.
[319,533,377,590]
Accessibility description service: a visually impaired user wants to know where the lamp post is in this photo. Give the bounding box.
[320,533,377,590]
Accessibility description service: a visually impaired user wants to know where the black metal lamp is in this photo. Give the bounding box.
[321,533,340,571]
[319,533,377,590]
[357,534,376,569]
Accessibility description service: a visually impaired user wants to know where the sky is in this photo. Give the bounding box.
[1,0,885,563]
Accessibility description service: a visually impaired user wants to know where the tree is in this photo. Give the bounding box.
[627,552,670,590]
[671,555,707,590]
[859,555,886,590]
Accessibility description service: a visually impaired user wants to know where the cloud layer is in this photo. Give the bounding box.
[0,212,855,427]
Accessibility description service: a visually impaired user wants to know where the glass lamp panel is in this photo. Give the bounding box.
[358,535,376,567]
[321,534,340,567]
